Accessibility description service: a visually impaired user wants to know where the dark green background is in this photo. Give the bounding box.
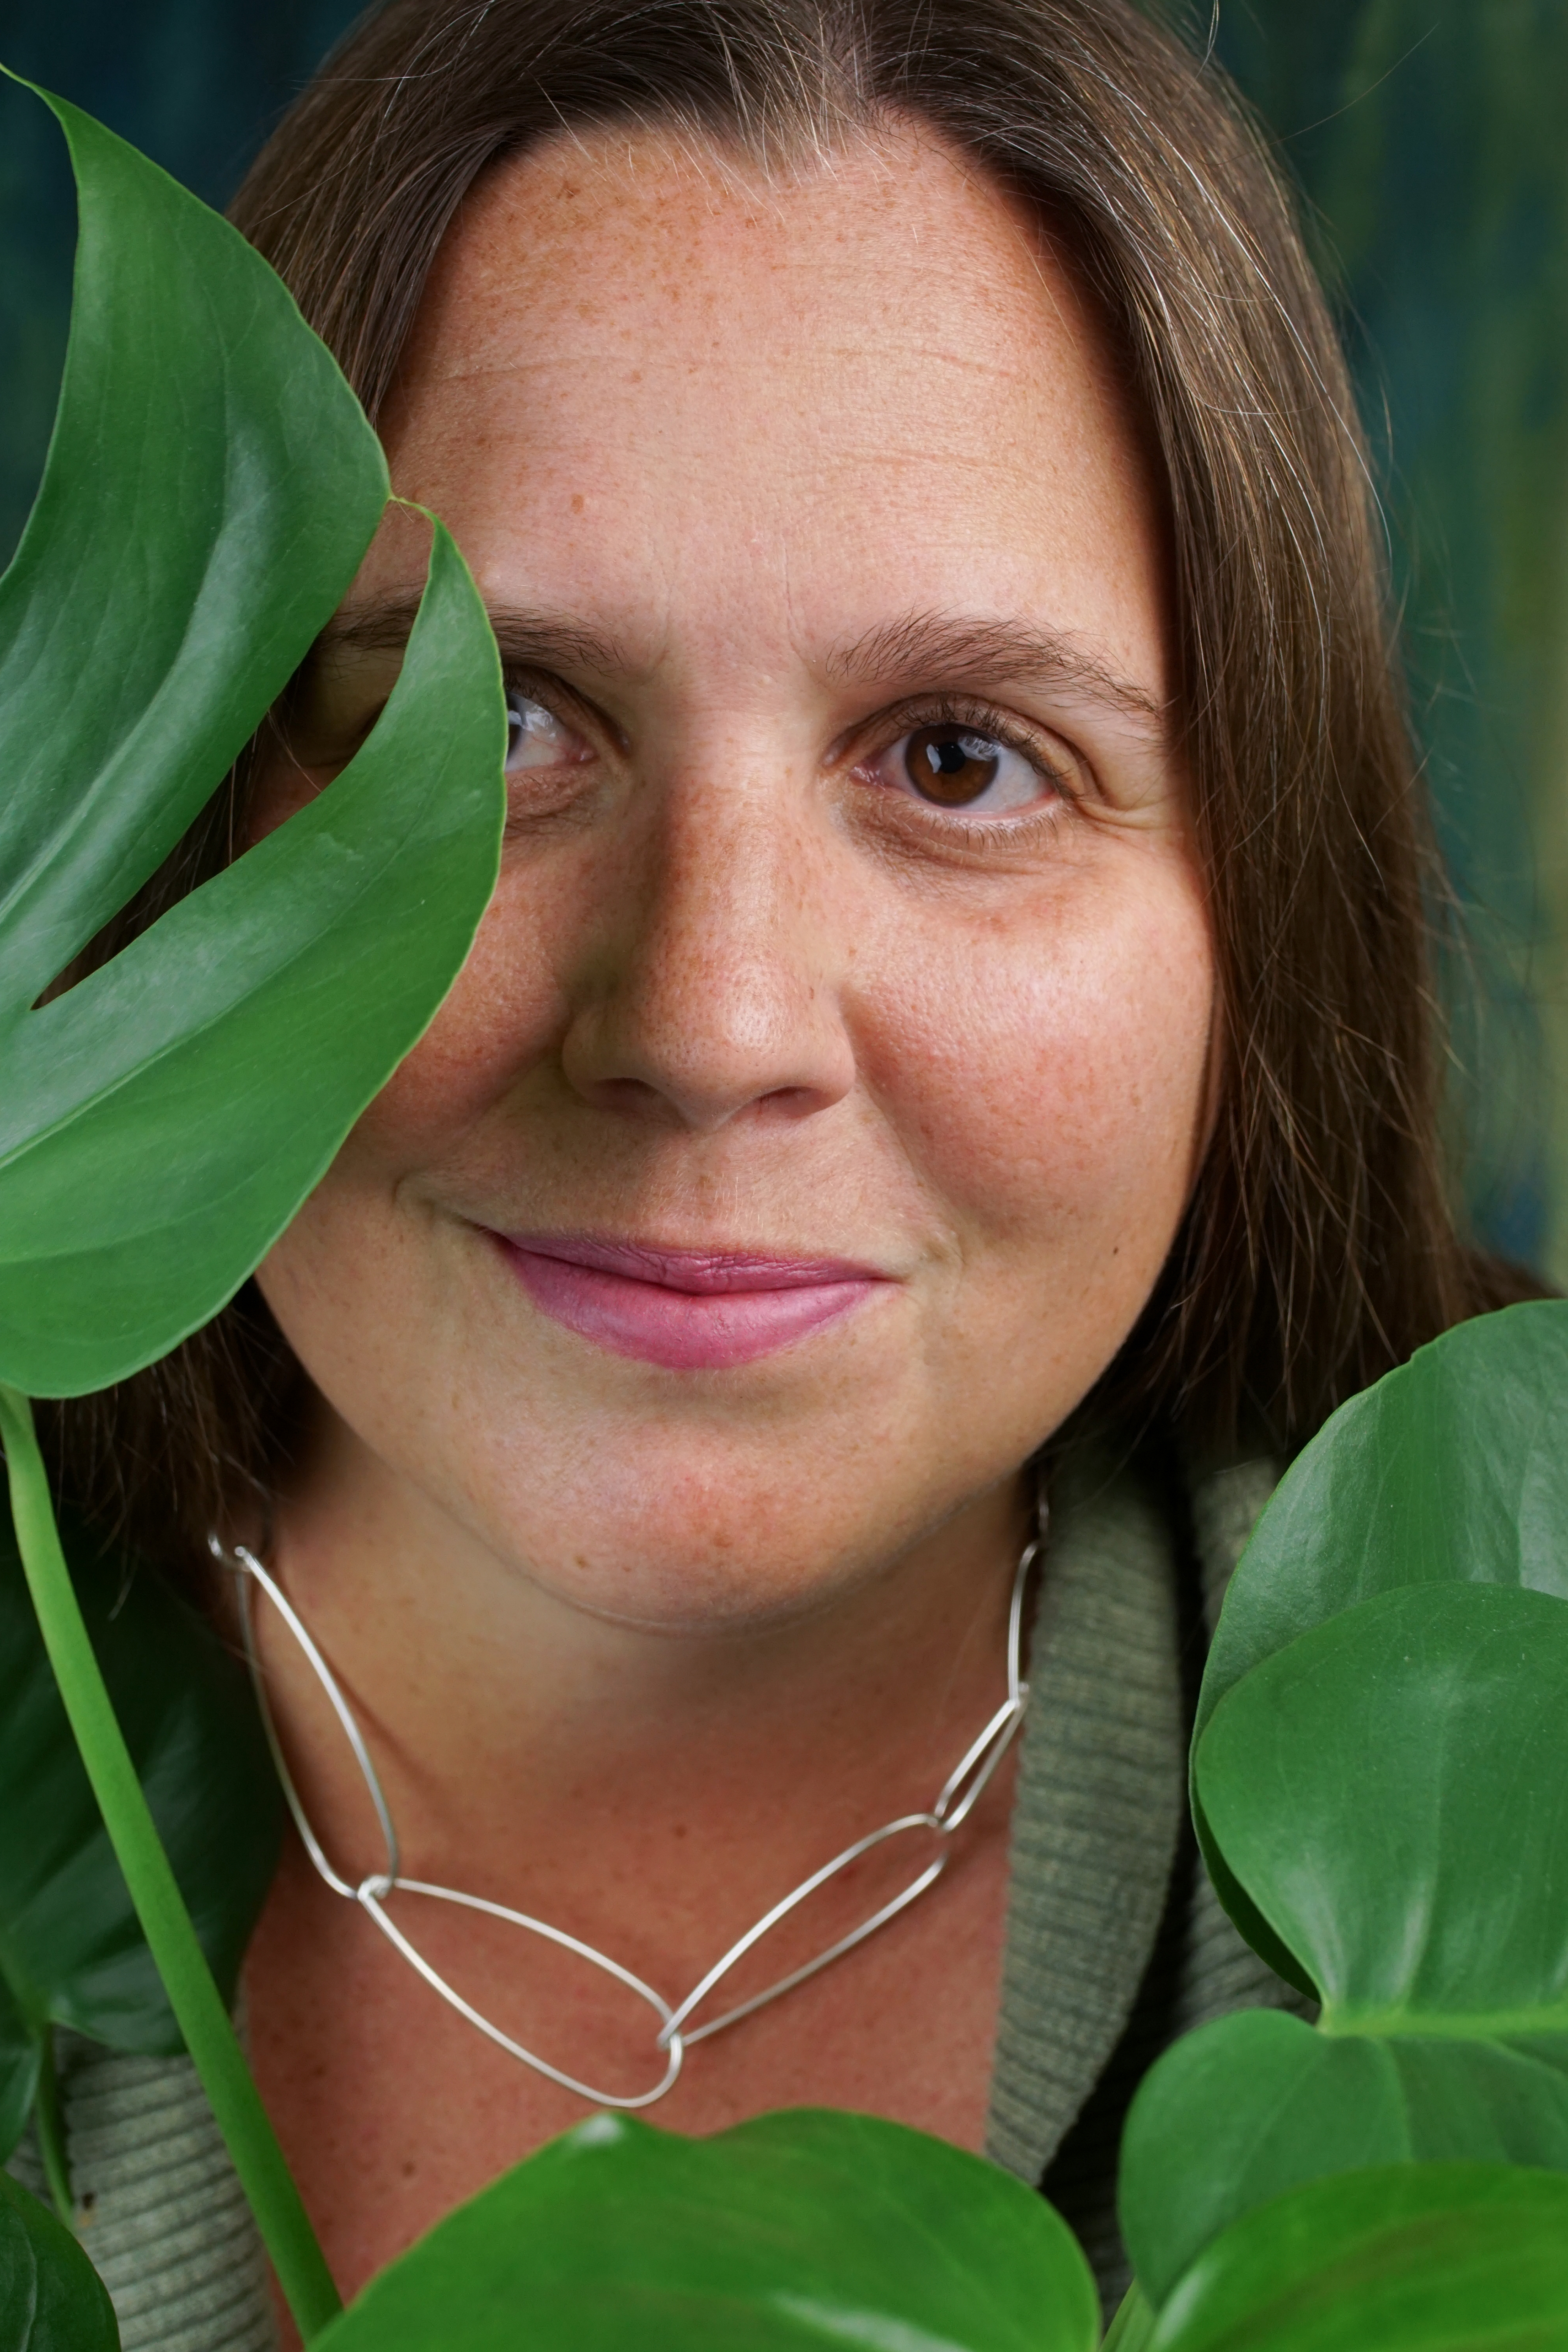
[2,0,1563,1275]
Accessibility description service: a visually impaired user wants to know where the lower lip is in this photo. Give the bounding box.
[496,1240,882,1370]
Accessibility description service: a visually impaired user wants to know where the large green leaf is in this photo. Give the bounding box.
[1122,1583,1568,2302]
[1195,1301,1568,1985]
[1202,1305,1568,1699]
[1148,2164,1568,2352]
[0,2169,119,2351]
[0,78,501,2334]
[0,1507,281,2162]
[314,2109,1100,2352]
[0,80,506,1397]
[1205,1582,1568,2026]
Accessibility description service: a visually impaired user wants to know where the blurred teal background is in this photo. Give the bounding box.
[1214,1,1568,1285]
[2,0,1564,1279]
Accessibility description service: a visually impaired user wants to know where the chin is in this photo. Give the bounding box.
[454,1436,918,1633]
[553,1562,854,1639]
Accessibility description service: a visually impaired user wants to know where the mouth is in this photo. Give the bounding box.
[492,1231,889,1370]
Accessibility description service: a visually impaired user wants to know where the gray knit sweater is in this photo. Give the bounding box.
[8,1447,1300,2346]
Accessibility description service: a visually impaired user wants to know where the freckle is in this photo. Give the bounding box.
[401,2159,417,2178]
[571,493,584,514]
[672,1822,689,1841]
[628,369,642,385]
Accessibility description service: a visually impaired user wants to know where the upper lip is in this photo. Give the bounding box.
[498,1232,888,1294]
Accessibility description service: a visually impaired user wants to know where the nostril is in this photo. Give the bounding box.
[751,1084,830,1123]
[582,1075,673,1120]
[575,1072,829,1133]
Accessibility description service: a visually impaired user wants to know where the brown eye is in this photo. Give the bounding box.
[860,719,1061,818]
[903,726,1003,806]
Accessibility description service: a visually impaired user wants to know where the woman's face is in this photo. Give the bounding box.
[257,122,1215,1627]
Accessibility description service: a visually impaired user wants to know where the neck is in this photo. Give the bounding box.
[237,1401,1033,1982]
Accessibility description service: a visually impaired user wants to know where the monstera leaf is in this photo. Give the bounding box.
[1120,1579,1568,2303]
[1193,1302,1568,1983]
[0,78,506,1398]
[0,2170,119,2352]
[314,2109,1102,2352]
[0,73,503,2339]
[0,1507,281,2163]
[1147,2164,1568,2352]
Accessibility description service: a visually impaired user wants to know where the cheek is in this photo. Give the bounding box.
[338,872,567,1169]
[866,860,1215,1270]
[256,881,562,1371]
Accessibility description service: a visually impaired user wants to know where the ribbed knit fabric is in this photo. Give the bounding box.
[985,1447,1187,2186]
[7,1446,1291,2344]
[1010,1451,1313,2313]
[7,2041,274,2350]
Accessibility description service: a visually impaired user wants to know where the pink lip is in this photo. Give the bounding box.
[494,1232,887,1370]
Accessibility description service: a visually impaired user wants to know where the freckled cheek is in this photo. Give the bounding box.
[336,879,567,1170]
[871,889,1215,1253]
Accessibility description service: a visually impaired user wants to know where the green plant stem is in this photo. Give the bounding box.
[33,2025,73,2229]
[0,1382,342,2340]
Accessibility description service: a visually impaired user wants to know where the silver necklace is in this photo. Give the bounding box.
[216,1520,1039,2112]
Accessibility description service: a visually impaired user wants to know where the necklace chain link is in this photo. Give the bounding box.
[218,1521,1039,2111]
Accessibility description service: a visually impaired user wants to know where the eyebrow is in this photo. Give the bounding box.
[315,595,630,679]
[823,612,1167,729]
[318,595,1166,733]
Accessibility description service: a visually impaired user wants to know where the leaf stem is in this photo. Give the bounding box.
[33,2027,73,2230]
[0,1383,342,2340]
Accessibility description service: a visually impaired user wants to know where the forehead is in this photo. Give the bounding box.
[409,118,1076,343]
[380,121,1164,697]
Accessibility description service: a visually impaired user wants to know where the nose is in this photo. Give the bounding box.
[557,770,856,1133]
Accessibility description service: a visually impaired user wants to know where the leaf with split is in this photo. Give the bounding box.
[1193,1301,1568,1983]
[0,2169,119,2351]
[1120,1582,1568,2303]
[0,78,506,1398]
[1147,2164,1568,2352]
[314,2108,1102,2352]
[0,1507,280,2165]
[0,74,503,2337]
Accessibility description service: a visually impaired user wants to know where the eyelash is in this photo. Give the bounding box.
[500,675,1081,838]
[853,696,1078,837]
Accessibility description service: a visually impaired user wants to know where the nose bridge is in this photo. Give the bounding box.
[561,750,855,1130]
[641,778,794,1055]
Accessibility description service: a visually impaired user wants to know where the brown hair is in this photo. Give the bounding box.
[41,0,1538,1570]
